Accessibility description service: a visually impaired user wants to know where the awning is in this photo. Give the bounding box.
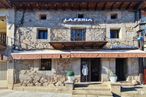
[11,49,146,59]
[70,50,146,58]
[11,50,70,59]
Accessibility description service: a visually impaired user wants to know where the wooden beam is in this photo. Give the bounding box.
[118,2,124,9]
[11,0,145,10]
[129,2,136,10]
[135,1,144,10]
[102,2,106,10]
[126,2,132,9]
[110,2,116,10]
[10,0,144,3]
[95,2,98,10]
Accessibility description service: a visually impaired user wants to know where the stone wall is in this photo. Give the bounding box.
[15,58,80,86]
[101,58,140,82]
[15,58,140,86]
[14,10,138,50]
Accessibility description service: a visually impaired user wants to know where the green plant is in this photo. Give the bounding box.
[66,70,75,76]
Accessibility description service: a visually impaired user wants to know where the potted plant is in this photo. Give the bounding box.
[66,70,75,82]
[109,72,117,83]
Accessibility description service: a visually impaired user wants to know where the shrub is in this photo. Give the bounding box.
[66,70,75,76]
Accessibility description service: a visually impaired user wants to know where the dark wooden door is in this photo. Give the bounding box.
[116,58,127,81]
[144,69,146,84]
[81,58,101,82]
[91,59,101,81]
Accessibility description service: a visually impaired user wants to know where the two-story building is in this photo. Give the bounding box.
[5,0,146,88]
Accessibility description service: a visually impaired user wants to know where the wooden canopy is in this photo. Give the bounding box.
[10,0,144,10]
[49,41,107,50]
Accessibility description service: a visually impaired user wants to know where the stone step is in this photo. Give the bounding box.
[73,90,113,96]
[74,87,110,90]
[75,84,108,88]
[74,84,110,90]
[121,82,134,87]
[72,95,113,97]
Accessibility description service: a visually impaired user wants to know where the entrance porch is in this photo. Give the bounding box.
[12,57,140,86]
[11,49,146,87]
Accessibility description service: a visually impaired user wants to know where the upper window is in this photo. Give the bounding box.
[110,13,118,19]
[40,59,52,71]
[71,28,86,41]
[39,14,47,20]
[37,29,48,39]
[78,14,84,18]
[110,29,120,39]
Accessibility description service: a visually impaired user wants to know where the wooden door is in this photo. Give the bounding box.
[144,69,146,84]
[116,58,127,81]
[91,59,101,81]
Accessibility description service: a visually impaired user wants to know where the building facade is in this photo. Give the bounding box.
[1,0,146,88]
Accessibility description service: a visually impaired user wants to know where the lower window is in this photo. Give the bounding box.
[40,59,52,70]
[110,29,120,39]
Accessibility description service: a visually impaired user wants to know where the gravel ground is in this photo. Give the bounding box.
[0,90,72,97]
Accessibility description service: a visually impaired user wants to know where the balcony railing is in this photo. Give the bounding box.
[49,28,107,49]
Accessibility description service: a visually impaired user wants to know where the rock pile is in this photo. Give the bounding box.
[19,70,66,87]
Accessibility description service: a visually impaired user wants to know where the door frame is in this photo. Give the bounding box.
[80,58,101,82]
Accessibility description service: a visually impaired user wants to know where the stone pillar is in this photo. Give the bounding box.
[7,60,14,89]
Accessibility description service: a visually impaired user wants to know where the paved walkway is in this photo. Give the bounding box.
[0,90,72,97]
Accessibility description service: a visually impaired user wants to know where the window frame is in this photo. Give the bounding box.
[110,29,120,39]
[78,14,84,18]
[37,29,48,40]
[39,14,47,20]
[110,13,118,20]
[39,59,52,71]
[71,28,86,41]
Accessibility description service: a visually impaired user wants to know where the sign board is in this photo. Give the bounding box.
[63,18,94,24]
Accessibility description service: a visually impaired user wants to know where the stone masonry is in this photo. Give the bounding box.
[15,59,80,86]
[12,10,140,86]
[14,10,138,50]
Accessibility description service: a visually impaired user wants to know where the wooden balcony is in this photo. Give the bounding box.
[49,41,107,50]
[0,33,6,50]
[49,28,107,49]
